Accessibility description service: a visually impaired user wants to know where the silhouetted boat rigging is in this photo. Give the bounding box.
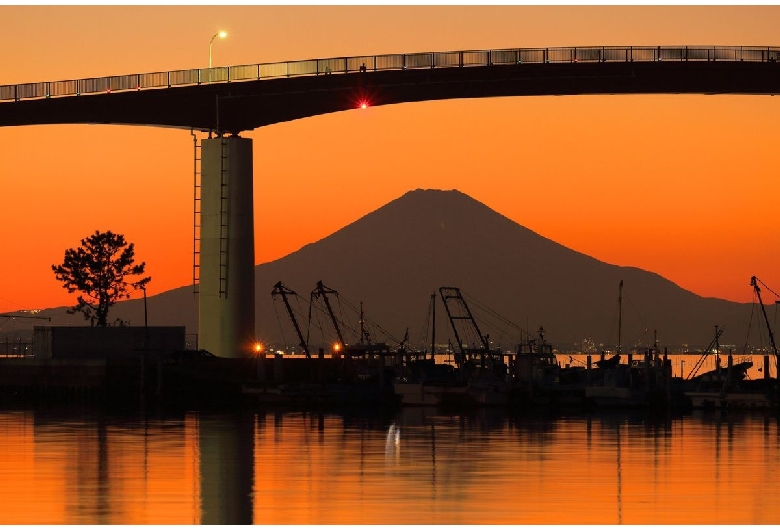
[245,280,402,405]
[595,280,624,370]
[684,276,780,409]
[246,275,780,411]
[271,281,310,358]
[584,280,675,408]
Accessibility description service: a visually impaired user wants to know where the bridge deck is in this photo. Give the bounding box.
[1,45,779,132]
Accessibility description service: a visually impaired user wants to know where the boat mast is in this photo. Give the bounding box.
[359,301,365,345]
[430,292,436,359]
[271,281,310,358]
[439,287,490,353]
[714,324,720,370]
[751,276,779,371]
[618,280,623,355]
[312,280,346,349]
[686,325,724,380]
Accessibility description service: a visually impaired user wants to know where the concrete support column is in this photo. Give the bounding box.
[199,136,255,358]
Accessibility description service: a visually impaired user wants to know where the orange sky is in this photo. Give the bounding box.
[1,5,779,313]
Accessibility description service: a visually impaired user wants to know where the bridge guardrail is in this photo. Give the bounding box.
[2,45,779,103]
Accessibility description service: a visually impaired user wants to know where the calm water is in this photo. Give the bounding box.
[0,404,778,524]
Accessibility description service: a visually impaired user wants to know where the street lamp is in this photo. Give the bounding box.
[209,30,228,69]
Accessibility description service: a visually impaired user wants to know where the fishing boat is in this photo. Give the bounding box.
[394,359,470,406]
[396,288,513,407]
[511,327,589,407]
[585,280,672,408]
[684,358,778,409]
[684,277,779,409]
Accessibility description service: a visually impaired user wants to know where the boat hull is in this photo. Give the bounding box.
[585,386,646,408]
[686,390,777,410]
[394,381,469,406]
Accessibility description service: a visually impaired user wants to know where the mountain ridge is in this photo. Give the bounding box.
[8,188,754,351]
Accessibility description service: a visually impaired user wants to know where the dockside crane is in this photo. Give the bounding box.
[311,281,346,350]
[439,286,499,369]
[308,281,402,357]
[686,325,725,380]
[271,281,311,358]
[751,276,779,375]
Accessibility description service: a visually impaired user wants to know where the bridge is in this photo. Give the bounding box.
[2,45,780,132]
[3,45,779,358]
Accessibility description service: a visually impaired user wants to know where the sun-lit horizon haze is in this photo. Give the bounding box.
[1,5,780,313]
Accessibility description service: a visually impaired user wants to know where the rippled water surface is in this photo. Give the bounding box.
[0,405,778,524]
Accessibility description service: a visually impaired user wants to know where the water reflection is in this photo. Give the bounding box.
[198,412,254,524]
[0,407,778,523]
[385,423,400,460]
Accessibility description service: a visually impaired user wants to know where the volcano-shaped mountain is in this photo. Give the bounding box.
[26,189,753,351]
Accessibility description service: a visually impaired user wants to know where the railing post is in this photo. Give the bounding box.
[167,71,171,88]
[459,51,463,67]
[257,64,260,80]
[13,84,18,101]
[430,52,434,68]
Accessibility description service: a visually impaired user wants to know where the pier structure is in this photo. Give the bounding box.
[197,136,256,358]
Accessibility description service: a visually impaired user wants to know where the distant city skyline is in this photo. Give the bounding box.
[1,5,779,312]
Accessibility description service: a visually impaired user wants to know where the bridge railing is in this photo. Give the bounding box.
[2,45,779,103]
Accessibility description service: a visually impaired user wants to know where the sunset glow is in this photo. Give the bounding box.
[1,6,779,313]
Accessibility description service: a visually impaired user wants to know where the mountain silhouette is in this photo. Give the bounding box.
[18,189,753,352]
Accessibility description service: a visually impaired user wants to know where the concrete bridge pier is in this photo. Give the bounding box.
[199,135,255,358]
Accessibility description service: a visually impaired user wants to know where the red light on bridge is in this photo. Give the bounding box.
[358,99,369,109]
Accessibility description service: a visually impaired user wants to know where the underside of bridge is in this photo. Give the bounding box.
[2,61,779,132]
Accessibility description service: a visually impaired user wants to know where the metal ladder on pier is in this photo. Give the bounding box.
[218,136,229,297]
[192,132,230,297]
[192,130,202,294]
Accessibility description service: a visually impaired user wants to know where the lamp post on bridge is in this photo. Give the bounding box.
[209,31,228,70]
